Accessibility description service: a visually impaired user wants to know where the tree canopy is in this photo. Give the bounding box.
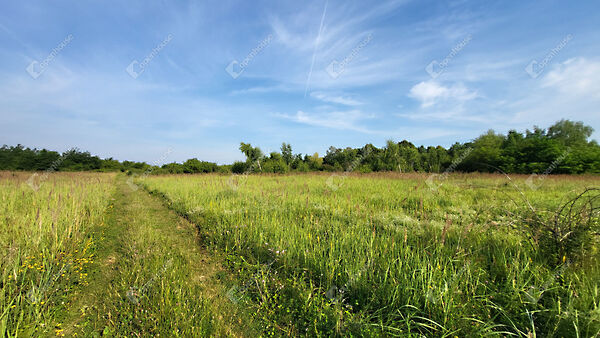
[2,120,598,175]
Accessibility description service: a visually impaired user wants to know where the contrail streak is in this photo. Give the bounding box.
[304,0,328,97]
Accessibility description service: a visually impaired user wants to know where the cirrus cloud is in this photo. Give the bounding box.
[276,109,375,133]
[310,91,363,106]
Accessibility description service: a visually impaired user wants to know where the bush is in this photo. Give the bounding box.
[357,165,372,173]
[217,165,232,174]
[262,158,288,173]
[295,162,310,172]
[231,161,248,174]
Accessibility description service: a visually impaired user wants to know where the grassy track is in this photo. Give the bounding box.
[57,175,257,336]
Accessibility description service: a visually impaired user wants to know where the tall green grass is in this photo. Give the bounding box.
[0,172,115,336]
[142,173,600,336]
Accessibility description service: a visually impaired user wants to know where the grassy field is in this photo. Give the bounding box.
[1,172,256,336]
[1,171,599,336]
[0,172,115,335]
[141,173,600,337]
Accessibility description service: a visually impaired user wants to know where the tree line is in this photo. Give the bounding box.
[1,120,599,175]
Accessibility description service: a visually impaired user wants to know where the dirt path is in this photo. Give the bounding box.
[60,175,256,336]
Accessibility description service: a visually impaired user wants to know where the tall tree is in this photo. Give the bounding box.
[239,143,263,163]
[281,142,293,165]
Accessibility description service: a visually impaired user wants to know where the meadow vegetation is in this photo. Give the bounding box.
[1,172,255,336]
[1,169,598,337]
[0,172,114,336]
[141,173,600,336]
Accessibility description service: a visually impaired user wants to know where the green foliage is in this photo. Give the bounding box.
[295,161,310,172]
[239,142,263,163]
[2,120,599,175]
[280,142,293,165]
[182,158,218,173]
[547,119,594,147]
[262,152,289,173]
[231,161,249,174]
[160,162,185,174]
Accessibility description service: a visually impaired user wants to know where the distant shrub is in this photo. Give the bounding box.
[295,162,310,172]
[231,161,248,174]
[357,164,372,173]
[217,165,232,174]
[262,158,288,173]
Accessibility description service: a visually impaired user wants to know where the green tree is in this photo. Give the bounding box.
[307,153,323,170]
[263,152,289,173]
[462,130,504,172]
[281,143,293,165]
[182,159,217,173]
[239,143,263,162]
[547,119,594,147]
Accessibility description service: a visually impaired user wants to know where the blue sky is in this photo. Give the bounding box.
[1,0,599,164]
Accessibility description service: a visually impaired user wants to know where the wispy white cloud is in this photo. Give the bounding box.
[396,110,491,123]
[276,109,375,133]
[270,0,408,54]
[310,91,363,106]
[408,80,477,108]
[230,84,295,95]
[541,58,600,99]
[266,0,415,90]
[401,58,600,134]
[507,58,600,131]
